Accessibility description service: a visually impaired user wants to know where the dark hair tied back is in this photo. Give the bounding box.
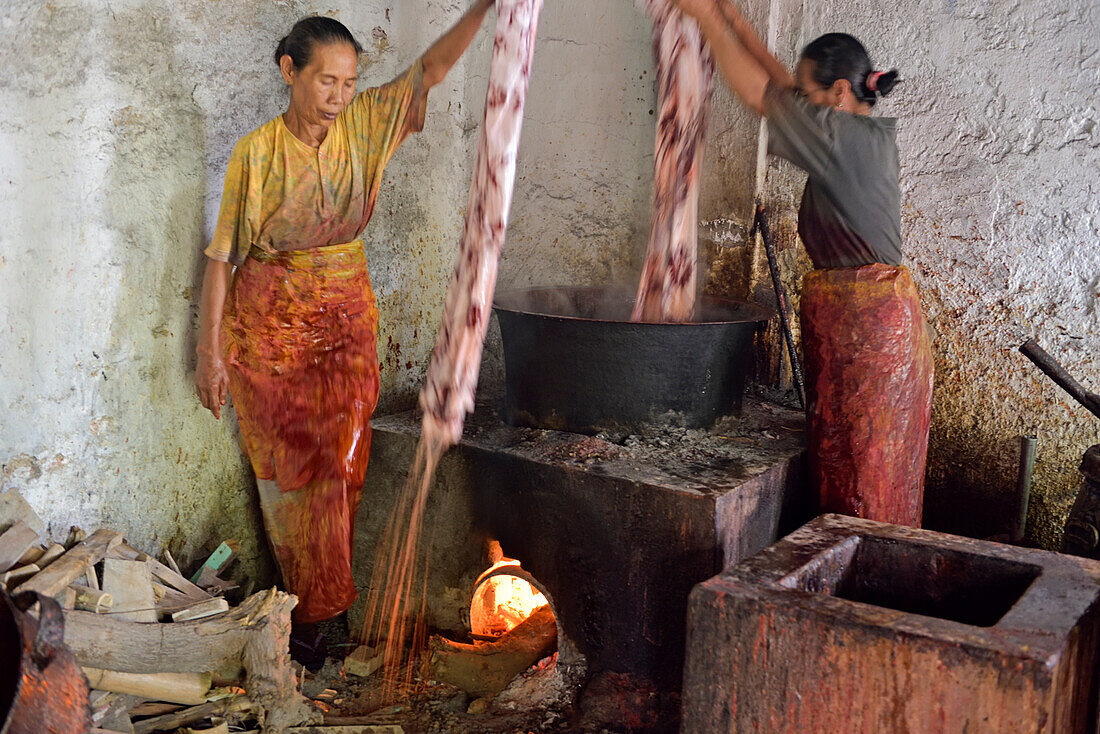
[801,33,899,107]
[274,16,363,70]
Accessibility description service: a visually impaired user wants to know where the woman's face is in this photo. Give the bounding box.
[281,42,359,129]
[794,58,838,108]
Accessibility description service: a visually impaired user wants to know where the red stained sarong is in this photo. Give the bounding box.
[800,264,933,526]
[223,242,379,622]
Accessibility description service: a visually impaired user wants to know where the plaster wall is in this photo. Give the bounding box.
[0,0,658,577]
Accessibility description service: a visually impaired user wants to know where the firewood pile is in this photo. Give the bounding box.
[0,488,320,733]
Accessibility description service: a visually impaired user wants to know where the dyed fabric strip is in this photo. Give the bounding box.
[222,242,379,621]
[419,0,544,447]
[800,263,933,526]
[633,0,714,323]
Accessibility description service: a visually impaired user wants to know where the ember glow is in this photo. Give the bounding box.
[470,559,550,637]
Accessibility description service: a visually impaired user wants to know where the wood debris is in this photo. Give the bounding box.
[0,489,321,732]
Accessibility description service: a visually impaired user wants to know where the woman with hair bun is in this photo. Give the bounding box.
[194,2,494,666]
[674,0,933,528]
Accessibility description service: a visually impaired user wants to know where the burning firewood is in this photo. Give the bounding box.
[426,604,557,698]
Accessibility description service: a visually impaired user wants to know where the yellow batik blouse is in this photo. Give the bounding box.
[205,59,426,265]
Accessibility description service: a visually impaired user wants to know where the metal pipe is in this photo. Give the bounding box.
[753,201,806,409]
[1012,435,1037,543]
[1019,339,1100,421]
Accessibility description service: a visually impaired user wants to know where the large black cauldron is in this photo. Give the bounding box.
[493,287,774,434]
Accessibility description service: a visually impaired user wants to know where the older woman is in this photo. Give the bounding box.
[674,0,934,526]
[195,3,493,659]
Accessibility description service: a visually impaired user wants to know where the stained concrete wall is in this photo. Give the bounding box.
[2,0,1095,582]
[701,0,1100,545]
[0,0,657,578]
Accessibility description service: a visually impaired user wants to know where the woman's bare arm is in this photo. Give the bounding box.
[195,259,233,419]
[674,0,770,114]
[715,0,794,88]
[422,0,495,90]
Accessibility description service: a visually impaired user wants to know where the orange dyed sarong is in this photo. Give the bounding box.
[800,263,933,527]
[223,242,379,622]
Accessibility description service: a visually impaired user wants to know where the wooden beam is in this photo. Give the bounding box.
[16,528,123,597]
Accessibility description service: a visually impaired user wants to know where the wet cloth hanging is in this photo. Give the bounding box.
[209,62,423,622]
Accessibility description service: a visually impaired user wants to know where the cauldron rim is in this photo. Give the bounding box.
[493,286,776,325]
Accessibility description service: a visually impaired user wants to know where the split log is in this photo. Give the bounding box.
[131,696,256,734]
[0,520,39,572]
[16,528,122,597]
[66,526,88,548]
[63,588,320,730]
[171,597,229,622]
[17,544,46,566]
[38,542,67,569]
[1,563,40,586]
[102,558,157,622]
[86,564,101,590]
[71,584,113,613]
[427,604,557,698]
[82,668,212,705]
[109,542,210,602]
[0,487,45,535]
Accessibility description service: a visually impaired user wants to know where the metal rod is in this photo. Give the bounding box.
[1011,435,1037,543]
[1019,339,1100,420]
[753,201,806,408]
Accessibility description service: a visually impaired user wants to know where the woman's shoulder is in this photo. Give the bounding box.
[229,117,284,160]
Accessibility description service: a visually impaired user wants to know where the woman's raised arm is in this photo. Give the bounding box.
[673,0,770,114]
[715,0,794,89]
[422,0,495,90]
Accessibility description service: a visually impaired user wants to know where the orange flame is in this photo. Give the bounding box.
[470,557,549,637]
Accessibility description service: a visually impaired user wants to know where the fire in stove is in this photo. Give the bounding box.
[470,540,550,637]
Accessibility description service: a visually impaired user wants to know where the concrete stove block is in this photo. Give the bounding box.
[353,395,808,689]
[682,514,1100,733]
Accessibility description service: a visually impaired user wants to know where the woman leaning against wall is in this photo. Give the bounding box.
[194,2,494,667]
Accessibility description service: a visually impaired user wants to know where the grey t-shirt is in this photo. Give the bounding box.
[763,82,902,269]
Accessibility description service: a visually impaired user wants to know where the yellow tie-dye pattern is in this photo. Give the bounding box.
[205,59,425,265]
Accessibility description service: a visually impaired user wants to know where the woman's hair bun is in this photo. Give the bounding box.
[871,69,900,98]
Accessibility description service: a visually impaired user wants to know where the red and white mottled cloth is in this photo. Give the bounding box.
[633,0,714,323]
[419,0,544,447]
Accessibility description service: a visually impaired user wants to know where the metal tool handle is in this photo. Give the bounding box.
[1019,339,1100,421]
[754,202,806,409]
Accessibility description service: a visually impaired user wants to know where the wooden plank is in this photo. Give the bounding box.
[189,541,238,584]
[0,520,40,573]
[0,488,45,535]
[17,528,123,597]
[171,597,229,622]
[101,558,157,623]
[82,667,211,705]
[109,543,210,601]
